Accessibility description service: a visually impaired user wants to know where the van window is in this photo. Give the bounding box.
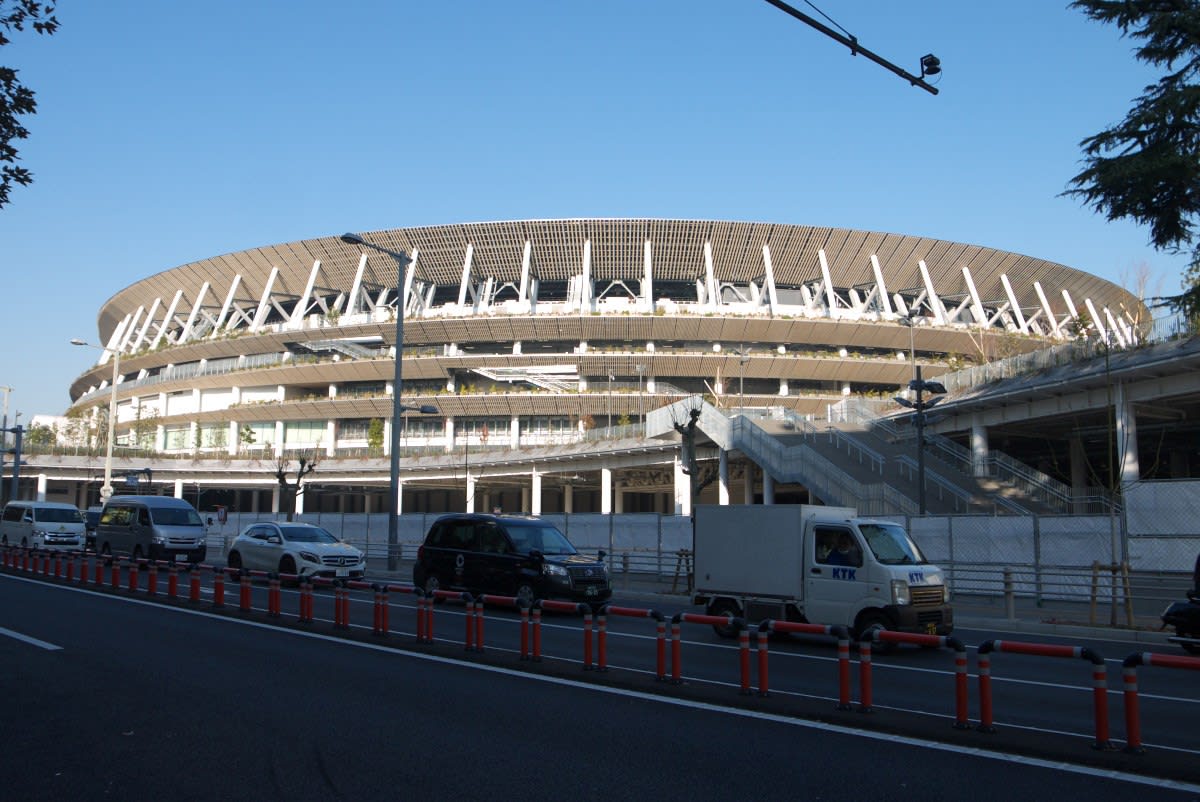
[101,505,134,526]
[149,507,203,526]
[2,505,23,522]
[139,508,152,526]
[35,508,84,524]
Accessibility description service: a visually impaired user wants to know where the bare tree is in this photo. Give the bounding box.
[275,453,319,522]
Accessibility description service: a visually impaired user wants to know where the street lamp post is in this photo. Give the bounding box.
[0,385,11,505]
[71,339,121,503]
[340,233,436,571]
[894,315,945,514]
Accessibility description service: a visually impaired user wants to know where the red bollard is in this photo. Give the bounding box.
[858,639,874,713]
[954,646,970,729]
[54,553,62,579]
[65,555,74,582]
[212,568,225,608]
[238,571,252,612]
[1091,662,1111,749]
[597,612,608,672]
[111,559,121,591]
[79,556,89,584]
[298,579,313,623]
[380,587,389,635]
[757,630,770,697]
[127,561,139,594]
[837,634,852,710]
[335,585,350,629]
[425,594,436,643]
[464,598,476,650]
[532,607,542,661]
[977,651,995,732]
[656,618,667,681]
[519,603,530,660]
[1123,662,1142,753]
[415,594,427,642]
[474,600,484,653]
[168,563,179,599]
[582,608,593,670]
[189,568,200,602]
[738,626,751,695]
[268,574,281,618]
[147,562,158,596]
[670,619,682,684]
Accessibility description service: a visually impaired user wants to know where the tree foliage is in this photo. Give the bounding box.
[0,1,57,209]
[1065,0,1200,322]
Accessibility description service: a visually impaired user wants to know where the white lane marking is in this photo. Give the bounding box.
[8,573,1200,783]
[0,625,62,650]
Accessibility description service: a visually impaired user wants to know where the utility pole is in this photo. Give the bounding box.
[894,367,946,514]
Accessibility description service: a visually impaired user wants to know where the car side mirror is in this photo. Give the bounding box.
[529,548,544,562]
[598,549,607,561]
[267,535,282,544]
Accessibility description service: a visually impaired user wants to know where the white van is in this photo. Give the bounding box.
[96,496,207,563]
[0,501,86,551]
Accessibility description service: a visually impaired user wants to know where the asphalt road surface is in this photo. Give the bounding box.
[2,571,1198,801]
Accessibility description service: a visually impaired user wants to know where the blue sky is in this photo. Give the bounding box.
[0,0,1187,418]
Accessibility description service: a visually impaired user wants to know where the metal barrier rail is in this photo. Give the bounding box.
[859,627,969,727]
[599,604,667,680]
[669,612,743,687]
[756,621,852,708]
[1121,651,1200,753]
[977,639,1113,750]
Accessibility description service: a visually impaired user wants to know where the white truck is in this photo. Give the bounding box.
[691,504,953,638]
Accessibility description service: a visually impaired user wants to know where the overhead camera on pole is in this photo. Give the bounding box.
[893,367,947,515]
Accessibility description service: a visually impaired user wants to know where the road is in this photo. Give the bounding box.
[1,567,1199,798]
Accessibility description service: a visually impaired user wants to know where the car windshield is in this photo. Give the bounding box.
[150,508,204,526]
[279,525,339,543]
[503,522,577,555]
[36,508,84,524]
[859,523,928,565]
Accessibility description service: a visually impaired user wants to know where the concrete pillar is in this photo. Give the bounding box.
[1069,435,1089,513]
[325,420,336,457]
[227,420,238,456]
[601,468,613,514]
[274,421,284,457]
[743,462,755,504]
[510,415,520,448]
[174,479,185,499]
[466,473,476,513]
[564,484,574,514]
[521,485,531,513]
[295,488,305,515]
[444,417,455,453]
[763,472,775,505]
[35,474,47,502]
[272,485,281,514]
[614,482,624,513]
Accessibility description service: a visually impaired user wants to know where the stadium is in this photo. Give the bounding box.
[51,218,1150,518]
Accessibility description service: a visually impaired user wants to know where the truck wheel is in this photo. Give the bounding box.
[708,599,741,639]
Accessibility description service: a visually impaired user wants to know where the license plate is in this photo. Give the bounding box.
[586,586,597,596]
[336,568,349,577]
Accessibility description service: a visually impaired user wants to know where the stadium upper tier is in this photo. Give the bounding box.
[68,219,1142,433]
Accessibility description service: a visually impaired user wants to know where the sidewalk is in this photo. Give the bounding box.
[370,558,1179,648]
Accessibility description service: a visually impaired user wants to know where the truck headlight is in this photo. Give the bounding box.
[890,580,911,606]
[942,581,951,603]
[542,563,569,578]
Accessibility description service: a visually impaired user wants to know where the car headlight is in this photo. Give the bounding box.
[942,581,951,604]
[299,551,321,564]
[890,580,911,606]
[542,563,569,577]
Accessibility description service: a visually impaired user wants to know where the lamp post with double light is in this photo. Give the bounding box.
[71,339,122,503]
[340,233,437,570]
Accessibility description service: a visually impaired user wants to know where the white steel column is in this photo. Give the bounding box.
[530,468,542,515]
[718,449,730,505]
[174,478,185,499]
[564,484,574,514]
[466,474,476,513]
[762,472,775,505]
[674,455,690,517]
[971,416,989,478]
[601,467,613,514]
[36,474,47,502]
[1116,382,1140,485]
[743,462,755,504]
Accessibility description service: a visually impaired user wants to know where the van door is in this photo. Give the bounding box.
[804,524,866,628]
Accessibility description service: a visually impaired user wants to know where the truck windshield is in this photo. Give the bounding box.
[859,523,927,565]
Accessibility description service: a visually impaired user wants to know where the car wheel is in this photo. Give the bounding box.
[855,610,897,654]
[20,537,28,549]
[1177,629,1200,654]
[424,574,445,603]
[228,551,243,571]
[132,545,145,565]
[279,555,297,578]
[515,582,536,608]
[707,599,742,639]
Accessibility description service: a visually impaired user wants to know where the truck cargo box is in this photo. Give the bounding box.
[692,504,856,599]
